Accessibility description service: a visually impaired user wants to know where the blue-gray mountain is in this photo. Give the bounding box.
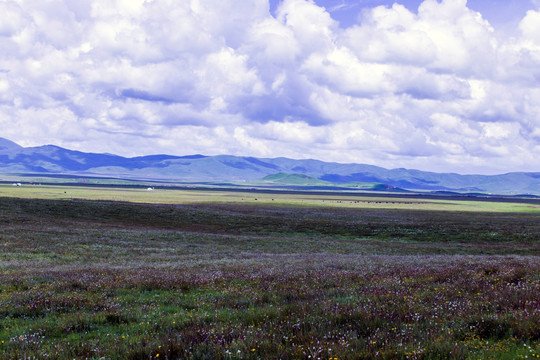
[0,137,538,194]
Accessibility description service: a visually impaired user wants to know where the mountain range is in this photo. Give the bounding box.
[1,137,539,195]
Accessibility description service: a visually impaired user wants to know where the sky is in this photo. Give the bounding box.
[0,0,539,175]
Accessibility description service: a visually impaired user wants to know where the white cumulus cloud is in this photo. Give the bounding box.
[0,0,539,174]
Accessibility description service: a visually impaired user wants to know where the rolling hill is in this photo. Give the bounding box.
[0,137,538,194]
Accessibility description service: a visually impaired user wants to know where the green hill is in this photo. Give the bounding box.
[261,173,331,186]
[0,137,539,194]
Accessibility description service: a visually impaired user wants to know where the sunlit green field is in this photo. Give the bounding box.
[0,185,538,359]
[1,184,539,213]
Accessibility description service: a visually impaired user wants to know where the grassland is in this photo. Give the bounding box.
[0,185,539,359]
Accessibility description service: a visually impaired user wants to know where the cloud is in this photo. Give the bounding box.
[520,8,540,44]
[0,0,539,174]
[343,1,497,75]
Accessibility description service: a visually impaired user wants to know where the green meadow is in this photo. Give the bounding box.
[1,184,539,212]
[0,184,538,359]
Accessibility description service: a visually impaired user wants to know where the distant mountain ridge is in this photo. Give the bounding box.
[0,137,539,194]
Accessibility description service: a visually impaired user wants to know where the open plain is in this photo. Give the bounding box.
[0,185,538,359]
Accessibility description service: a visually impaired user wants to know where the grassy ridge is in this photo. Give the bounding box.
[0,191,539,359]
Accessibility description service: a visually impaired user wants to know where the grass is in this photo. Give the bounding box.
[0,187,538,359]
[1,184,539,213]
